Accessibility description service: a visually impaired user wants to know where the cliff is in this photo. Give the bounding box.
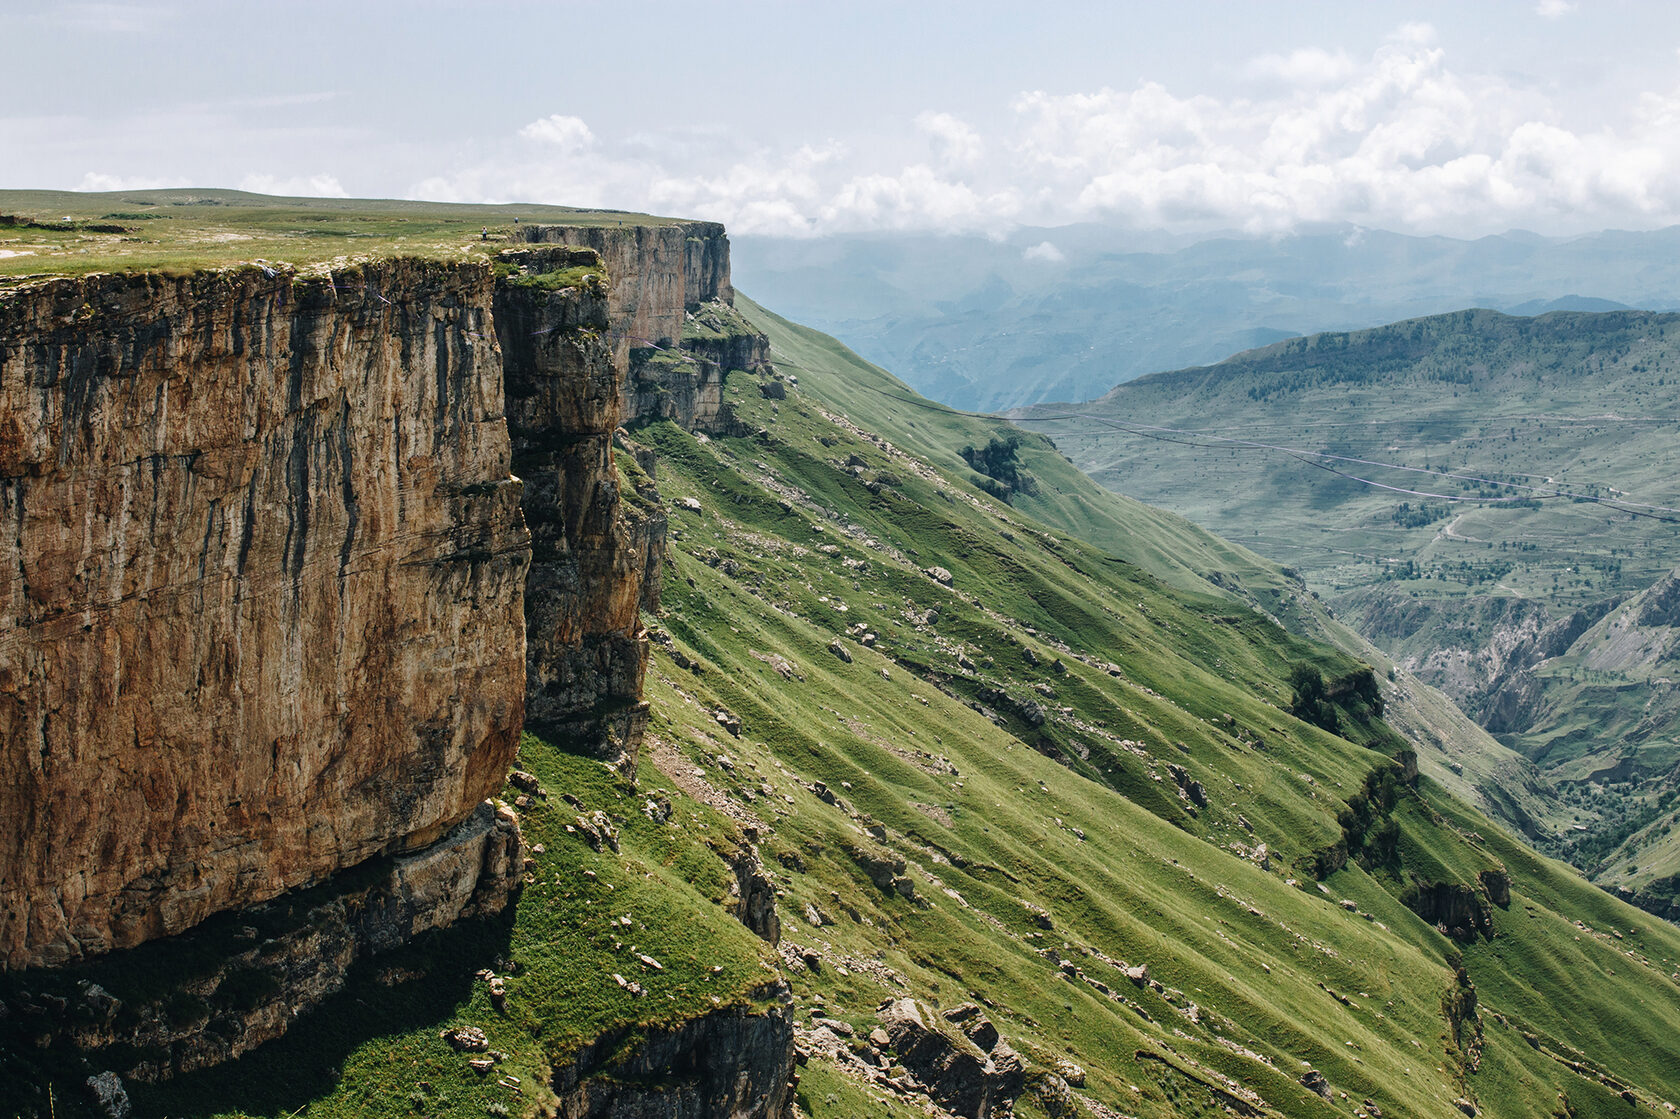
[0,260,530,972]
[495,248,662,771]
[0,220,790,1115]
[511,223,770,431]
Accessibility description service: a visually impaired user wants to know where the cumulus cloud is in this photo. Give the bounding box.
[238,173,349,198]
[1022,241,1065,263]
[406,26,1680,238]
[916,111,984,168]
[519,114,594,153]
[1535,0,1576,18]
[77,171,190,192]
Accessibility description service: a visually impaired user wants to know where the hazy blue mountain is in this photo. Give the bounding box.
[734,224,1680,410]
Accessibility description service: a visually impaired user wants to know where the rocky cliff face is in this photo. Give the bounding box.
[510,222,732,352]
[2,228,789,1114]
[0,260,529,971]
[495,248,662,772]
[2,800,520,1081]
[551,987,796,1119]
[511,223,769,431]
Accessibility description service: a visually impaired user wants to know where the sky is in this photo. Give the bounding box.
[8,0,1680,238]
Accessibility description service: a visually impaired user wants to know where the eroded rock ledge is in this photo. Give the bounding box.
[0,799,520,1082]
[550,985,796,1119]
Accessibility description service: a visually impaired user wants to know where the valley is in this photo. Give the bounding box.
[1028,309,1680,918]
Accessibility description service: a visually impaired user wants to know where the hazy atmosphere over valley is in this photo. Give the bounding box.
[5,4,1680,1119]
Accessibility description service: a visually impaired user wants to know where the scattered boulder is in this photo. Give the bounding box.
[944,1004,1000,1052]
[570,811,620,854]
[926,566,955,586]
[1300,1069,1331,1100]
[728,845,781,944]
[828,639,853,664]
[443,1025,491,1052]
[1479,869,1511,908]
[877,998,1023,1118]
[1053,1059,1086,1088]
[848,843,909,897]
[85,1072,131,1119]
[978,686,1046,727]
[678,497,703,512]
[643,791,673,824]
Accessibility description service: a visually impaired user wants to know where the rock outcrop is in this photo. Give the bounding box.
[1,222,788,1098]
[510,223,769,431]
[875,998,1025,1119]
[551,987,796,1119]
[0,260,529,971]
[0,799,521,1081]
[496,249,660,772]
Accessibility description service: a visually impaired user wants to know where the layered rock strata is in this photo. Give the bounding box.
[0,260,529,971]
[1,800,520,1081]
[496,248,663,772]
[2,225,789,1103]
[551,986,796,1119]
[509,223,770,431]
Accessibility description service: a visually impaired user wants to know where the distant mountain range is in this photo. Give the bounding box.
[735,224,1680,410]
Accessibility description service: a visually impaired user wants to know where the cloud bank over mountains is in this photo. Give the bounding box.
[400,25,1680,238]
[16,7,1680,241]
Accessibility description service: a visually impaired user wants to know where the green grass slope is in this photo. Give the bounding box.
[738,295,1569,839]
[8,267,1676,1119]
[614,349,1680,1118]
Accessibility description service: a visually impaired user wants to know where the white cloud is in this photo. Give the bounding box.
[916,111,984,168]
[519,114,594,153]
[1022,241,1065,263]
[1535,0,1576,18]
[238,173,349,198]
[1245,48,1357,87]
[77,171,190,192]
[405,24,1680,238]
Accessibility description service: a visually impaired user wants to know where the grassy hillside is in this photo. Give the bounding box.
[739,296,1570,839]
[0,188,671,283]
[1029,309,1680,892]
[612,329,1680,1119]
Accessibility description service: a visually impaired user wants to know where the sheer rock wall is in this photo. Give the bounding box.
[0,260,529,971]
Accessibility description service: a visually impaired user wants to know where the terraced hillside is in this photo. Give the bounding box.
[1027,310,1680,910]
[24,292,1680,1119]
